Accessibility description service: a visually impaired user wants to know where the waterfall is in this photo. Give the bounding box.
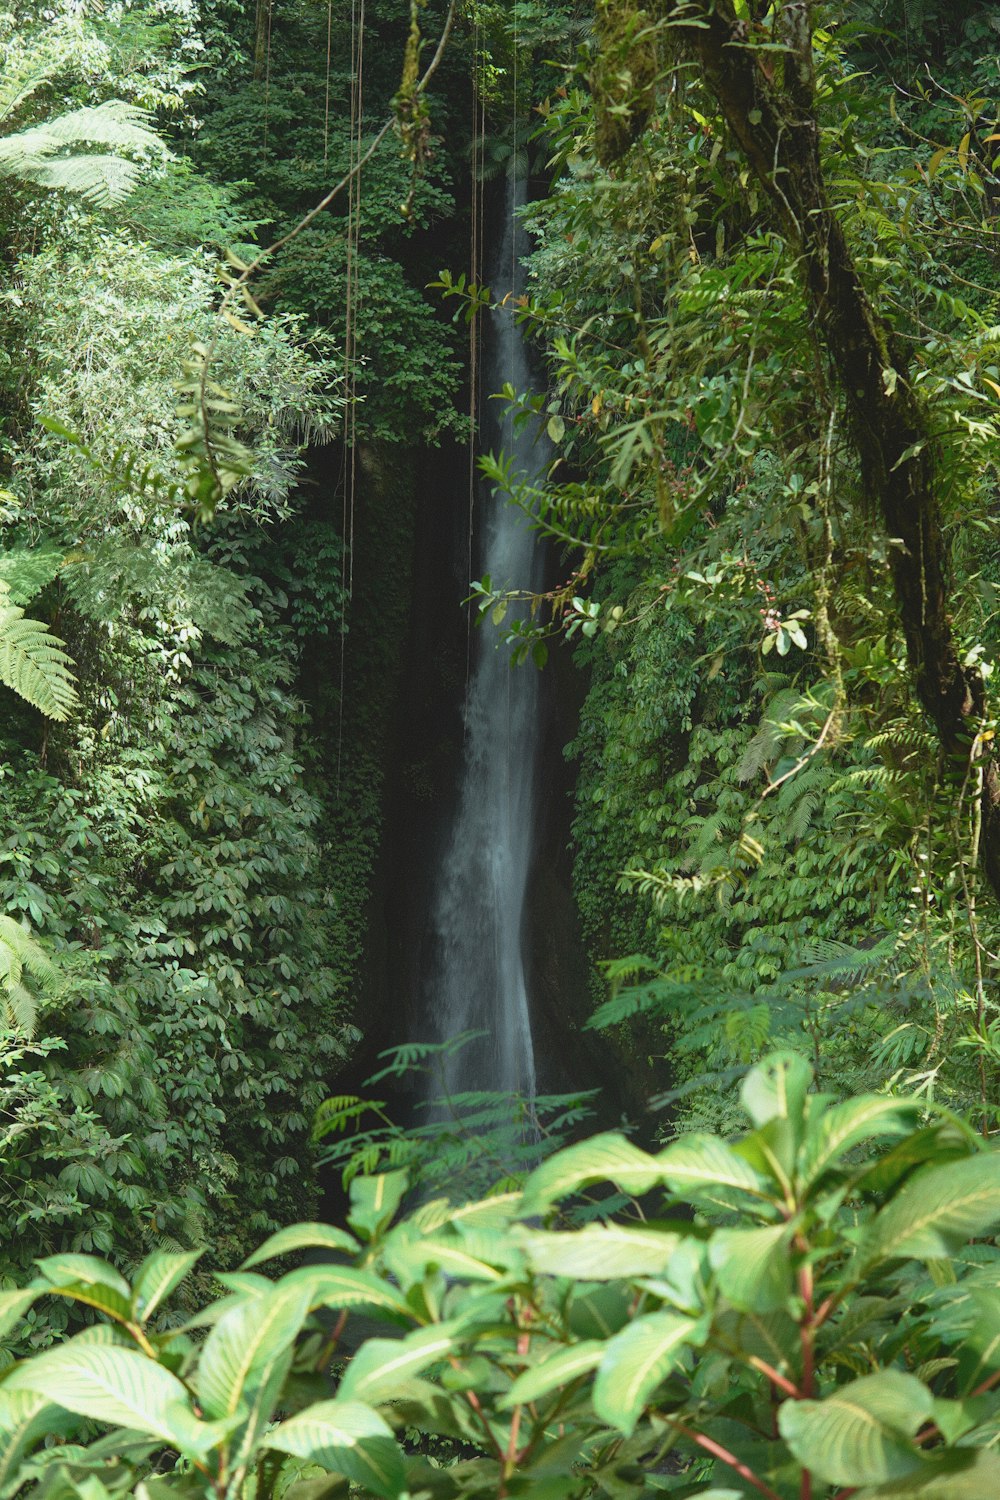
[428,172,546,1100]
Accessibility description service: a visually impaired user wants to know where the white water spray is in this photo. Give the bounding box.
[429,173,547,1099]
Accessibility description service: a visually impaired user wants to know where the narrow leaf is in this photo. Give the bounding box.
[242,1223,360,1269]
[502,1341,604,1407]
[337,1323,461,1405]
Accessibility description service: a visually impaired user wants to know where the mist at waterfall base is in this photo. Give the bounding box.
[424,179,548,1106]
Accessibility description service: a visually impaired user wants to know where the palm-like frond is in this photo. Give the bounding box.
[0,102,163,205]
[0,914,55,1037]
[0,541,63,605]
[0,581,77,720]
[0,19,83,123]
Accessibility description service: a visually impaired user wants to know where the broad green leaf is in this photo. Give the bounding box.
[337,1322,462,1405]
[864,1153,1000,1264]
[197,1280,313,1420]
[709,1223,793,1312]
[592,1311,701,1435]
[655,1134,772,1202]
[282,1264,412,1319]
[214,1271,273,1296]
[242,1223,360,1269]
[132,1250,203,1323]
[849,1125,973,1198]
[778,1370,932,1486]
[3,1342,211,1458]
[520,1133,662,1214]
[348,1172,408,1240]
[274,1476,349,1500]
[713,1306,799,1375]
[798,1097,919,1190]
[0,1389,74,1496]
[741,1051,813,1130]
[638,1235,709,1312]
[855,1448,1000,1496]
[428,1193,520,1231]
[501,1341,604,1407]
[266,1400,405,1498]
[0,1288,39,1341]
[34,1254,132,1322]
[517,1224,679,1280]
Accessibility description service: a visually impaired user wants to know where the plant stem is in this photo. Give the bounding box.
[746,1353,801,1398]
[663,1417,784,1500]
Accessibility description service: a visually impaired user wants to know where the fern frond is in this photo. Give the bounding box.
[0,586,77,720]
[0,542,64,606]
[736,687,805,781]
[1,981,37,1036]
[784,936,900,985]
[0,915,55,1038]
[0,19,84,122]
[0,102,164,205]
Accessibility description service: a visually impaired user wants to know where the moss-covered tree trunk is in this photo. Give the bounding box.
[649,0,1000,901]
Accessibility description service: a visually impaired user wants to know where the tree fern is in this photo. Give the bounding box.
[0,580,77,720]
[0,102,164,205]
[0,915,55,1037]
[0,541,63,606]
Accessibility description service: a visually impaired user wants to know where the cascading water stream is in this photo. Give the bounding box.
[428,172,547,1100]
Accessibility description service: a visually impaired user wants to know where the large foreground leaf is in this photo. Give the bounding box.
[502,1341,604,1407]
[242,1223,360,1268]
[197,1280,313,1420]
[709,1223,793,1312]
[520,1133,663,1214]
[798,1097,920,1191]
[592,1311,701,1435]
[3,1343,210,1458]
[856,1448,1000,1497]
[132,1250,204,1322]
[779,1371,932,1486]
[517,1225,679,1279]
[864,1154,1000,1265]
[337,1323,462,1405]
[0,1389,75,1497]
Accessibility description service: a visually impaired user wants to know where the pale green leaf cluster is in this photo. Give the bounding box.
[2,1056,1000,1499]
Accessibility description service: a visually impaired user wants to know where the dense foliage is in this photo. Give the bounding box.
[0,0,470,1276]
[6,1055,1000,1498]
[455,0,1000,1130]
[6,2,1000,1498]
